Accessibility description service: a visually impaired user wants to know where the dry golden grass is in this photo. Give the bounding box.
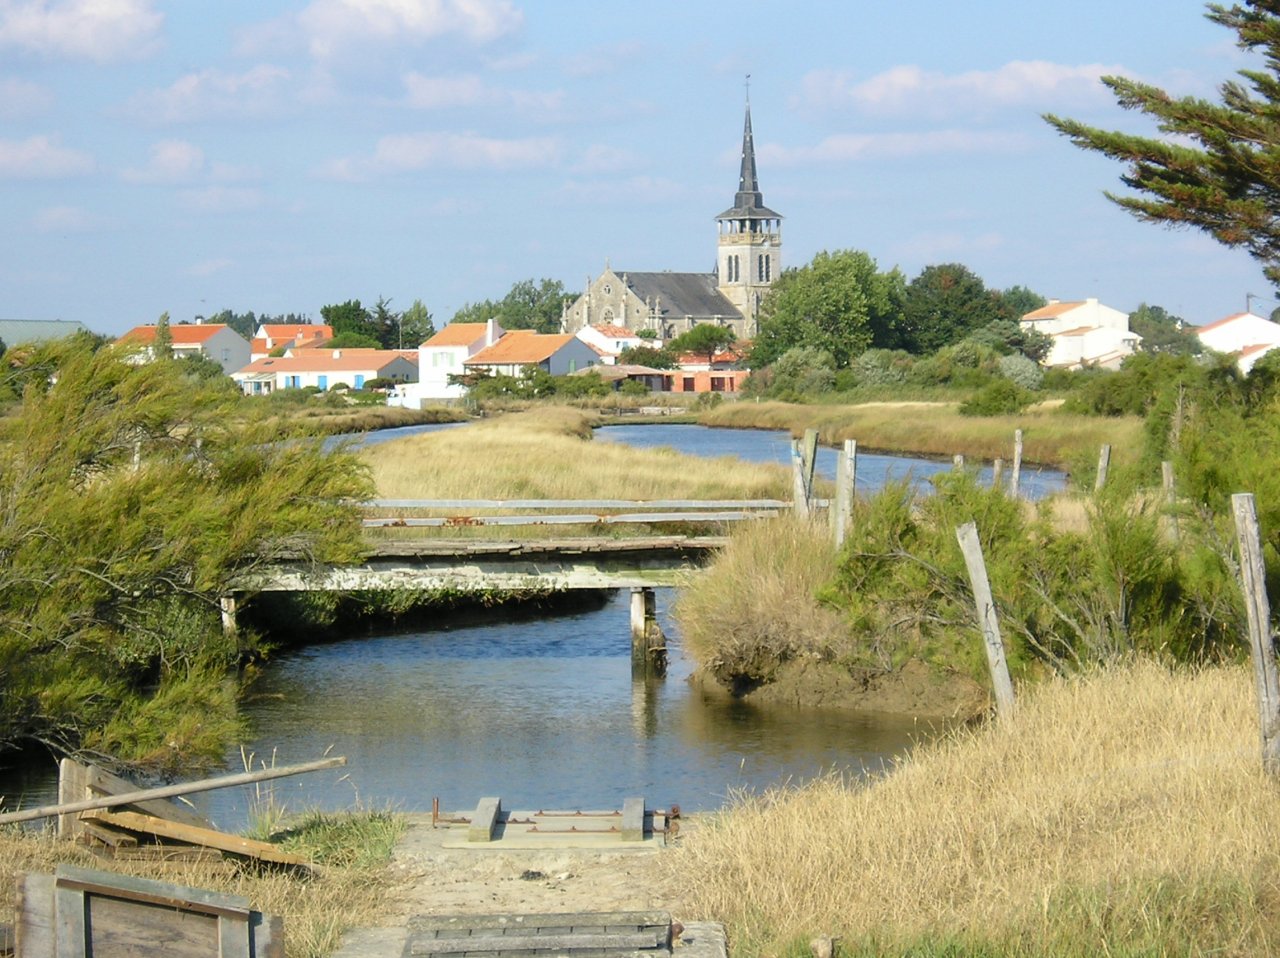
[0,813,402,958]
[701,400,1142,469]
[671,660,1280,955]
[365,407,791,501]
[673,515,844,677]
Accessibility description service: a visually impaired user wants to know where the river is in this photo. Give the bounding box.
[0,422,1065,829]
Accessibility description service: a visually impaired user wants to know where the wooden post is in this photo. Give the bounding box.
[219,595,238,644]
[630,587,665,679]
[955,521,1016,720]
[801,428,819,512]
[1011,429,1023,498]
[832,439,856,549]
[1232,493,1280,773]
[790,439,809,518]
[1095,444,1111,493]
[992,458,1004,490]
[953,454,965,471]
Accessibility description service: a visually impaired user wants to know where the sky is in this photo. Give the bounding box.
[0,0,1274,337]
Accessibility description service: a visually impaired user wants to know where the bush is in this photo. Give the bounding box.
[769,346,836,396]
[960,378,1034,416]
[851,349,912,386]
[997,353,1044,390]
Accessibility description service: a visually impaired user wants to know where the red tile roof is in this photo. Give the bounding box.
[1022,301,1085,321]
[589,324,639,338]
[1196,312,1254,333]
[119,323,229,345]
[236,349,413,374]
[466,331,576,365]
[260,323,332,342]
[424,323,493,347]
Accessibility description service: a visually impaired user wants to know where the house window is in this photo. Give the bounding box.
[568,359,577,373]
[355,374,365,388]
[221,348,230,363]
[604,284,612,295]
[683,376,695,391]
[765,255,771,281]
[758,254,765,281]
[286,375,299,389]
[318,375,328,390]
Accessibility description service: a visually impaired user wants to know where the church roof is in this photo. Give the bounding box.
[619,271,739,320]
[716,103,782,221]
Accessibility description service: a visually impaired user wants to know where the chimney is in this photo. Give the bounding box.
[332,349,341,359]
[486,318,499,345]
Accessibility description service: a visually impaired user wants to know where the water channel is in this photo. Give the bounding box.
[2,422,1066,829]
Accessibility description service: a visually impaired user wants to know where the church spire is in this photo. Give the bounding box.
[735,102,763,211]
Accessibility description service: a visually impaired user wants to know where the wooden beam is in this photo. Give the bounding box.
[83,811,307,867]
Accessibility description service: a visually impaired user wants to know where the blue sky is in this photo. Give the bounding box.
[0,0,1272,337]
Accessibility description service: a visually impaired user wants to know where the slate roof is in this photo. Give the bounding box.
[0,319,89,345]
[617,271,739,320]
[716,103,782,221]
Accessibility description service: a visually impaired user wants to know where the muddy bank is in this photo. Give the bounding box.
[692,657,990,723]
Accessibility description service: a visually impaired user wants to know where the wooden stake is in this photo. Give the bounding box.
[801,428,819,510]
[833,439,856,549]
[992,458,1004,490]
[953,454,965,471]
[1011,429,1023,498]
[955,521,1016,720]
[1095,444,1111,493]
[1232,493,1280,774]
[790,439,809,518]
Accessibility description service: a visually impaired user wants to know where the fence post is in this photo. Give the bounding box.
[801,428,819,509]
[953,454,965,471]
[1011,429,1023,498]
[832,439,856,549]
[992,458,1004,491]
[1094,444,1112,493]
[1232,493,1280,774]
[790,440,809,518]
[955,521,1016,720]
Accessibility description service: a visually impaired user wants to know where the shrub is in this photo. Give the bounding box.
[769,346,836,396]
[850,349,912,386]
[960,378,1033,416]
[997,353,1044,390]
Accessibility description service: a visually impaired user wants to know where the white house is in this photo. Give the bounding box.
[250,323,333,360]
[387,320,505,407]
[574,323,645,365]
[232,348,417,395]
[117,322,250,374]
[1020,298,1140,369]
[1195,312,1280,371]
[464,330,602,378]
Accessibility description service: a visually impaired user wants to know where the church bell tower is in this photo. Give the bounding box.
[716,94,783,324]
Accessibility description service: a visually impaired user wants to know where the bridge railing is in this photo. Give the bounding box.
[359,498,794,529]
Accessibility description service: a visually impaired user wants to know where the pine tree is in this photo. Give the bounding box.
[1045,2,1280,284]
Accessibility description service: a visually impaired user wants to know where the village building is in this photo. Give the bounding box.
[464,330,601,378]
[117,322,250,374]
[1195,312,1280,371]
[232,348,417,395]
[386,320,506,406]
[1019,298,1141,370]
[575,324,646,365]
[561,101,782,342]
[250,323,333,360]
[0,318,89,347]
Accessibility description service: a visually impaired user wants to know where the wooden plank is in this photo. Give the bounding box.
[56,864,252,917]
[84,893,222,957]
[469,797,502,842]
[0,755,346,826]
[408,913,671,934]
[15,873,55,958]
[77,819,139,848]
[53,883,84,958]
[620,798,645,843]
[83,761,213,831]
[1233,493,1280,773]
[407,931,667,955]
[0,923,12,958]
[83,811,308,867]
[56,757,89,841]
[955,521,1016,720]
[364,498,788,510]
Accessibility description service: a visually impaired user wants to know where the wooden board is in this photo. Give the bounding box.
[56,758,213,841]
[404,911,672,958]
[84,810,307,867]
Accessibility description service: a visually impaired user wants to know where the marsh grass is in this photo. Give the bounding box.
[671,661,1280,956]
[699,400,1142,470]
[0,806,405,958]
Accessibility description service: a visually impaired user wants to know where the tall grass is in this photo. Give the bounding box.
[670,660,1280,956]
[365,407,792,501]
[700,400,1142,470]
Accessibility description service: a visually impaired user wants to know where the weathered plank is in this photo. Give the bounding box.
[956,521,1016,719]
[408,913,671,935]
[469,797,502,843]
[407,931,666,955]
[620,798,645,843]
[84,810,308,867]
[365,498,788,510]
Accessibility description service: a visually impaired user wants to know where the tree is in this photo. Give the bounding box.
[153,311,173,360]
[450,278,577,334]
[327,331,382,349]
[752,250,906,368]
[1129,303,1202,355]
[900,264,1002,354]
[401,299,436,347]
[320,300,378,341]
[0,339,372,764]
[996,285,1047,322]
[618,345,676,369]
[1045,2,1280,286]
[371,296,399,349]
[668,325,736,365]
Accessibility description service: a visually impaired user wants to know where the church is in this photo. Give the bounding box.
[561,101,783,342]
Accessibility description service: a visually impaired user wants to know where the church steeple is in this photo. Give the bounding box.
[716,89,782,328]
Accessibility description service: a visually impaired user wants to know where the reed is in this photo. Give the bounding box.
[670,660,1280,955]
[364,407,791,501]
[700,400,1142,470]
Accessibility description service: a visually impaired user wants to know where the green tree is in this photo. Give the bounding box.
[900,263,1003,354]
[1129,303,1202,355]
[400,299,436,347]
[451,278,577,334]
[0,339,372,764]
[153,311,173,360]
[1045,2,1280,286]
[996,284,1048,321]
[752,250,906,368]
[667,325,736,365]
[371,296,399,349]
[321,300,378,341]
[618,345,676,369]
[327,331,382,349]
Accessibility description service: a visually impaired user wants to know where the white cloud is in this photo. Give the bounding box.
[0,76,53,118]
[0,0,162,62]
[126,65,291,123]
[761,130,1029,166]
[244,0,522,59]
[185,258,233,277]
[319,131,559,179]
[31,204,94,232]
[0,134,92,177]
[798,60,1123,117]
[122,139,204,183]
